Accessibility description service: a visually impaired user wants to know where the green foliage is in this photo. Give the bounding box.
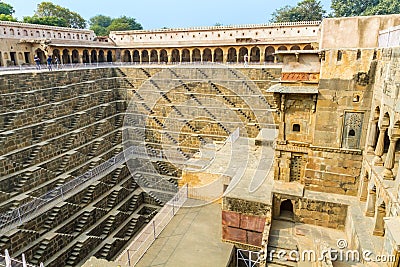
[0,13,16,22]
[23,16,68,27]
[89,15,142,36]
[0,2,14,15]
[89,15,112,28]
[109,16,142,31]
[33,2,86,28]
[270,0,326,23]
[331,0,400,17]
[214,22,223,26]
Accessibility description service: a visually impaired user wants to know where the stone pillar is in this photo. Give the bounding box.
[373,205,386,236]
[168,55,172,64]
[365,188,376,217]
[360,174,369,202]
[279,95,286,142]
[223,53,228,64]
[200,54,203,63]
[382,136,399,180]
[373,128,387,166]
[211,51,215,63]
[180,52,183,63]
[79,54,83,64]
[367,120,378,154]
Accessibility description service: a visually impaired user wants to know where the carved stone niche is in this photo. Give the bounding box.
[354,72,370,86]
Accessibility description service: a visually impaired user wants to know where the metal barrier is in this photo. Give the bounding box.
[0,146,136,233]
[0,61,282,73]
[0,249,40,267]
[116,184,188,266]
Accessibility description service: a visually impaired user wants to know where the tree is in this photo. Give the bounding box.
[109,16,142,31]
[0,14,16,22]
[365,0,400,15]
[331,0,400,17]
[0,2,14,15]
[23,16,67,27]
[89,15,142,35]
[270,0,326,23]
[33,2,86,28]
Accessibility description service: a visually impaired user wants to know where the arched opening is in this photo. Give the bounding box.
[290,45,301,50]
[214,48,223,63]
[133,50,140,63]
[227,48,237,63]
[141,50,149,63]
[303,44,313,50]
[250,47,260,63]
[203,48,212,62]
[171,49,180,63]
[277,46,287,51]
[369,107,380,152]
[35,49,46,63]
[91,50,97,63]
[265,46,275,63]
[182,49,190,63]
[279,199,294,220]
[150,50,158,63]
[383,129,390,153]
[82,50,89,63]
[123,50,131,62]
[98,50,105,63]
[107,51,113,62]
[192,49,201,62]
[293,124,300,132]
[238,47,248,62]
[160,50,168,63]
[82,49,90,63]
[52,49,61,63]
[71,50,79,64]
[62,49,70,64]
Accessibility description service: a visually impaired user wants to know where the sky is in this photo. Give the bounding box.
[5,0,332,30]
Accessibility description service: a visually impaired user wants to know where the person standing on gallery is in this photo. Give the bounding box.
[47,55,53,71]
[34,55,41,70]
[244,54,249,67]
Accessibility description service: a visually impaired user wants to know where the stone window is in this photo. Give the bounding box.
[292,124,300,132]
[337,50,343,61]
[357,49,362,60]
[342,112,364,149]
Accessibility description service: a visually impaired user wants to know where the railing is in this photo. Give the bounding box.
[0,61,282,73]
[111,21,321,34]
[116,184,188,267]
[0,146,136,234]
[0,250,40,267]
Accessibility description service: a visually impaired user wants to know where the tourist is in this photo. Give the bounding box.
[47,55,53,71]
[244,54,249,67]
[34,55,41,70]
[54,56,60,69]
